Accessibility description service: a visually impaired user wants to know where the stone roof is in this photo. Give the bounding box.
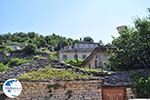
[59,42,100,52]
[101,69,150,86]
[59,48,95,52]
[76,41,100,45]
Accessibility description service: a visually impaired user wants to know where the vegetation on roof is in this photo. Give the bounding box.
[65,59,83,67]
[8,58,30,68]
[79,67,101,73]
[0,57,31,72]
[0,63,8,72]
[18,67,92,81]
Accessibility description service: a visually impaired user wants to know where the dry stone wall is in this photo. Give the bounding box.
[2,80,102,100]
[0,59,51,81]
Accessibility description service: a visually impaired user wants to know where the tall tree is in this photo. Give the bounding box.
[0,32,80,51]
[108,15,150,70]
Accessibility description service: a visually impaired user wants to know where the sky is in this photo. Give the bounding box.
[0,0,150,44]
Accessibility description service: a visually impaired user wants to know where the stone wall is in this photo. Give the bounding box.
[0,80,136,100]
[59,51,92,61]
[0,59,51,81]
[0,58,102,82]
[2,80,102,100]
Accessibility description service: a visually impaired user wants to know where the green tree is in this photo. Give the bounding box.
[0,32,79,51]
[132,74,150,98]
[108,15,150,70]
[23,44,37,55]
[83,36,94,42]
[27,32,38,39]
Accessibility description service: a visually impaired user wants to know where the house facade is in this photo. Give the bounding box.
[81,46,109,69]
[58,42,99,61]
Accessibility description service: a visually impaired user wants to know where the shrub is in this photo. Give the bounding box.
[132,74,150,98]
[23,44,37,55]
[0,46,13,52]
[65,59,83,67]
[33,55,42,60]
[107,17,150,71]
[8,58,29,67]
[0,63,8,72]
[48,52,58,61]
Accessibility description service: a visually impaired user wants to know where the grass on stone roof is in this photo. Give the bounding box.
[79,67,102,73]
[18,67,92,81]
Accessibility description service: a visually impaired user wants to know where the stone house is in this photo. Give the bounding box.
[81,46,109,69]
[58,42,100,61]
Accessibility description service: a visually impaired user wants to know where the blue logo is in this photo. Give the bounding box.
[3,79,22,98]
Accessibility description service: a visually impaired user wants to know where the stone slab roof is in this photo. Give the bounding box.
[59,48,95,52]
[101,69,150,87]
[59,42,100,52]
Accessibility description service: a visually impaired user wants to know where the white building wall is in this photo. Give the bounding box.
[84,52,108,68]
[59,51,92,61]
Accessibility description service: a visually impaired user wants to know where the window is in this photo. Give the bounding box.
[63,55,67,60]
[82,55,86,59]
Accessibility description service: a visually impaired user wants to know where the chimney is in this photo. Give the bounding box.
[116,25,127,33]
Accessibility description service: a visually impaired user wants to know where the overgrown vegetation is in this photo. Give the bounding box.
[23,44,37,55]
[18,67,91,81]
[65,59,83,67]
[0,33,80,51]
[0,46,13,52]
[132,74,150,98]
[107,11,150,71]
[32,55,44,60]
[0,63,8,72]
[48,52,58,61]
[7,58,30,67]
[0,57,31,72]
[79,67,102,73]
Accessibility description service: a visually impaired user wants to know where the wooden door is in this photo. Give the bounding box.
[102,87,127,100]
